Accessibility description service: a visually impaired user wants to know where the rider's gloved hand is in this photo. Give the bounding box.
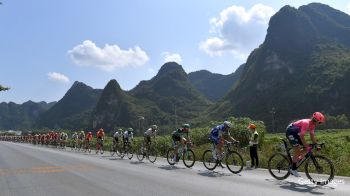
[316,144,321,151]
[306,145,313,152]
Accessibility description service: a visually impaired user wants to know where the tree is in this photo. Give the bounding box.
[0,85,10,91]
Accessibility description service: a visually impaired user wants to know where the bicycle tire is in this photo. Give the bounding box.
[183,149,195,168]
[305,155,334,186]
[110,145,116,157]
[166,149,176,165]
[268,152,290,180]
[127,147,133,160]
[148,147,157,163]
[202,149,218,170]
[137,147,145,161]
[226,151,244,174]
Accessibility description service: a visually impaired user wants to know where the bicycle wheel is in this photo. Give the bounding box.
[137,147,145,161]
[166,149,176,165]
[305,155,334,186]
[268,153,290,180]
[110,145,115,157]
[226,151,244,174]
[183,149,195,168]
[127,148,133,160]
[202,150,218,170]
[148,147,157,163]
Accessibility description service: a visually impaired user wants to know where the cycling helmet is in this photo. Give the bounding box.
[88,132,92,135]
[118,128,123,132]
[182,124,190,129]
[224,121,232,128]
[81,131,84,133]
[248,123,256,129]
[151,125,158,130]
[313,112,325,123]
[128,128,133,132]
[99,128,104,132]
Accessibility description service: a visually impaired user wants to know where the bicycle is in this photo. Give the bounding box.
[95,138,104,154]
[166,142,195,168]
[202,140,244,174]
[83,140,92,153]
[137,141,157,163]
[70,139,78,151]
[120,141,134,160]
[268,138,334,186]
[110,140,122,157]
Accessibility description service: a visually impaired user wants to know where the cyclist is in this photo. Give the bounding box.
[209,121,237,161]
[85,131,93,150]
[78,131,85,148]
[71,132,79,148]
[171,124,191,163]
[112,128,122,150]
[113,129,121,144]
[123,128,134,151]
[286,112,325,177]
[96,128,105,153]
[60,132,68,148]
[143,125,158,153]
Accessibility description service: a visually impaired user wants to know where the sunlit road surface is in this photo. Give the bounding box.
[0,142,349,196]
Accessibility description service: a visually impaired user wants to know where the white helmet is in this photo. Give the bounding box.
[224,121,232,128]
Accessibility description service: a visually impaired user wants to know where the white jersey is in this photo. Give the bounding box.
[144,128,156,137]
[113,132,120,138]
[123,131,133,139]
[72,133,78,140]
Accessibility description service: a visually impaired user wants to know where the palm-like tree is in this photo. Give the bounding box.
[0,85,10,91]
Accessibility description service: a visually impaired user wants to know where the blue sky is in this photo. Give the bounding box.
[1,0,349,103]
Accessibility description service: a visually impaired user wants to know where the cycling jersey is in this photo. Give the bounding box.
[286,119,315,147]
[123,131,133,140]
[97,131,105,138]
[72,133,78,140]
[144,128,156,137]
[113,132,120,138]
[78,133,85,140]
[86,134,93,141]
[291,119,316,135]
[210,124,230,144]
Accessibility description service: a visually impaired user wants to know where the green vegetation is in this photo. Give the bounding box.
[188,64,245,102]
[0,85,9,91]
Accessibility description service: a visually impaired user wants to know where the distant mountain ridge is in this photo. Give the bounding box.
[36,81,102,130]
[0,101,56,130]
[188,64,245,101]
[211,3,350,131]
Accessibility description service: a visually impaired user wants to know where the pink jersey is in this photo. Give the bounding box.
[292,119,316,135]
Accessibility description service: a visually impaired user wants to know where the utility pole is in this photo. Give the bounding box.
[138,116,145,133]
[271,107,276,132]
[174,104,178,129]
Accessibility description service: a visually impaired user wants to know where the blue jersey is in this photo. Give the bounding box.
[210,124,229,138]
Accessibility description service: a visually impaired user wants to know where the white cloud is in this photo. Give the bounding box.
[200,4,275,59]
[347,3,350,15]
[162,52,182,64]
[47,72,70,83]
[68,40,150,72]
[148,68,156,74]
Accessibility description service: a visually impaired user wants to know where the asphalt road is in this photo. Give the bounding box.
[0,142,349,196]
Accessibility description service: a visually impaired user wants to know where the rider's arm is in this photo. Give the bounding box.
[310,132,317,144]
[299,134,308,148]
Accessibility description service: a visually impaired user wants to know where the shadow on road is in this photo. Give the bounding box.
[130,161,144,165]
[158,165,186,170]
[197,170,232,178]
[265,178,335,195]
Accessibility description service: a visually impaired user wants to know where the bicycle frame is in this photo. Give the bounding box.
[281,139,320,170]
